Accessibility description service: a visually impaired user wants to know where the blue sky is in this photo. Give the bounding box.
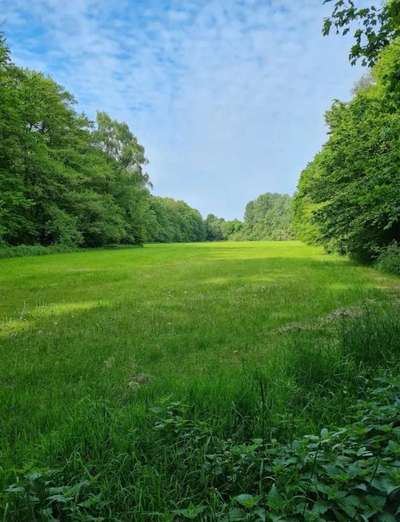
[2,0,366,219]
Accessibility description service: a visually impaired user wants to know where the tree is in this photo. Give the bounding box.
[323,0,400,66]
[91,113,150,245]
[0,37,152,248]
[144,197,205,243]
[205,214,226,241]
[294,37,400,261]
[293,156,323,244]
[204,214,243,241]
[235,193,295,241]
[0,37,32,245]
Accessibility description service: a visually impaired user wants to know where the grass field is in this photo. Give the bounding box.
[1,241,400,520]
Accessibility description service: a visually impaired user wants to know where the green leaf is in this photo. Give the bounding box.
[173,505,206,520]
[235,494,259,509]
[267,484,283,511]
[312,501,330,515]
[338,495,360,518]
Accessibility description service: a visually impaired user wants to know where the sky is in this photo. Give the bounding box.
[1,0,367,219]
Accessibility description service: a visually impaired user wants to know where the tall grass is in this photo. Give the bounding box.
[2,303,400,520]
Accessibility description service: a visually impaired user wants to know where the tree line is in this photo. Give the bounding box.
[0,35,296,249]
[0,37,209,248]
[4,0,397,258]
[0,36,149,248]
[294,0,400,263]
[205,193,294,241]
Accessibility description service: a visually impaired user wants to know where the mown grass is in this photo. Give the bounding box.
[1,241,400,520]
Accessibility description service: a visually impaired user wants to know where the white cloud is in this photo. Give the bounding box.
[1,0,367,218]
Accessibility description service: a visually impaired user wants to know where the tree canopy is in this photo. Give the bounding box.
[0,37,152,248]
[144,197,206,243]
[0,37,211,249]
[233,193,295,241]
[204,214,242,241]
[203,194,295,242]
[294,34,400,261]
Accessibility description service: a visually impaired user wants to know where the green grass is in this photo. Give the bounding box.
[1,241,400,520]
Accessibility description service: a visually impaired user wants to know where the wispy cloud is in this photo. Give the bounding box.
[2,0,365,218]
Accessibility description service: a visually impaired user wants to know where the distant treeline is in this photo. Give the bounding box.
[205,193,295,241]
[145,197,205,243]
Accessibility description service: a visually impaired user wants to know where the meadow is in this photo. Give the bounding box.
[1,241,400,520]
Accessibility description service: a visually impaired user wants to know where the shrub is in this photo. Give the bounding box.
[0,243,143,259]
[0,244,75,259]
[376,243,400,276]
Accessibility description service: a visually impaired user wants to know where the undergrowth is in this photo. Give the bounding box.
[2,375,400,521]
[0,243,142,259]
[376,243,400,277]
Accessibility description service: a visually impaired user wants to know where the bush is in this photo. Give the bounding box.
[376,243,400,276]
[0,244,75,259]
[0,243,143,259]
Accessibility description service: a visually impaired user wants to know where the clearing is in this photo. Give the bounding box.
[1,241,399,519]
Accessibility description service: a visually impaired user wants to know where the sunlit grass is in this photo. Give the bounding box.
[1,241,399,519]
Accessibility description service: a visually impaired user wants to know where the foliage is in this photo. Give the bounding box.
[376,242,400,275]
[204,214,242,241]
[293,156,323,244]
[323,0,400,66]
[147,375,400,521]
[0,37,150,248]
[0,37,214,249]
[203,194,295,242]
[144,197,206,243]
[234,193,295,241]
[3,469,106,521]
[294,37,400,261]
[3,374,400,520]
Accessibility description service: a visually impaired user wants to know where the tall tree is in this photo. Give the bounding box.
[144,197,206,243]
[294,37,400,260]
[0,37,151,248]
[235,193,295,241]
